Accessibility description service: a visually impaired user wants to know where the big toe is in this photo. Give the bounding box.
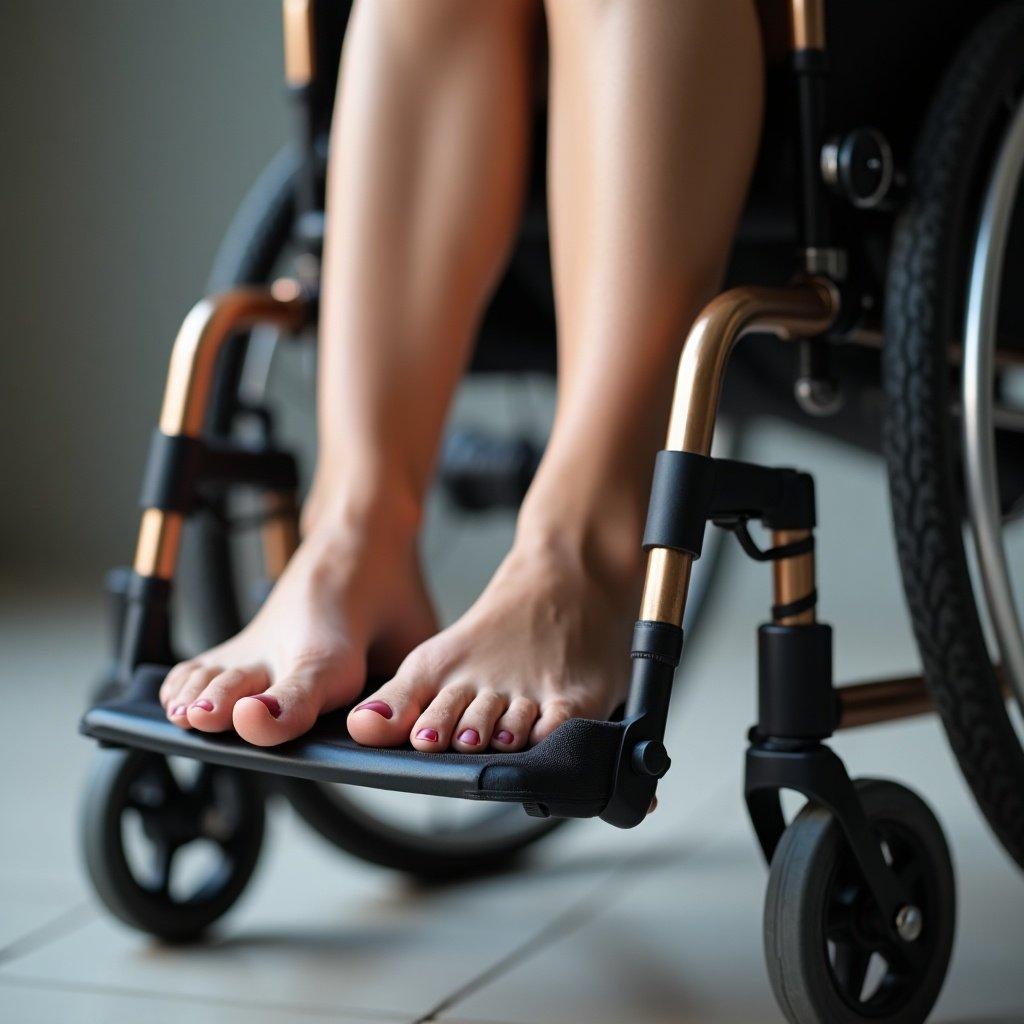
[347,679,426,747]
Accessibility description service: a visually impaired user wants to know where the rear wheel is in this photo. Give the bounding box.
[883,1,1024,869]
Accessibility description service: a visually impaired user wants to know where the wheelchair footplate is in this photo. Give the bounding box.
[81,665,634,822]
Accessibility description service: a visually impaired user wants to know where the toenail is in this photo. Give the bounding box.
[355,700,393,720]
[416,728,439,742]
[191,699,214,712]
[250,694,282,719]
[171,705,187,717]
[458,728,480,746]
[495,730,514,744]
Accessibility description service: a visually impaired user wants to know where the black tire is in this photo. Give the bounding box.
[82,748,266,942]
[764,780,956,1024]
[883,1,1024,869]
[277,779,560,880]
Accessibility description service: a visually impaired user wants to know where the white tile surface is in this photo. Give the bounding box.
[0,975,408,1024]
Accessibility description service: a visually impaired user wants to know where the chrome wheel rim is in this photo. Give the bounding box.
[962,93,1024,718]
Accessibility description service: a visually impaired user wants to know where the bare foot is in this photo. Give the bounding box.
[346,531,636,752]
[159,499,436,747]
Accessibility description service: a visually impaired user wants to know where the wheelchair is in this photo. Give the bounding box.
[80,2,1024,1020]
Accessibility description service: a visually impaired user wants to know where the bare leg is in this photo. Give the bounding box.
[351,0,763,751]
[160,0,538,745]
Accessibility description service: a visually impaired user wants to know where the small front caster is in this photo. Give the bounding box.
[764,779,955,1024]
[81,748,265,942]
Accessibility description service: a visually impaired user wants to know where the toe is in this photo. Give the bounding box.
[529,697,577,745]
[490,696,539,751]
[410,683,476,751]
[347,676,429,746]
[167,666,219,728]
[186,666,269,732]
[159,661,196,709]
[233,659,352,747]
[452,690,506,752]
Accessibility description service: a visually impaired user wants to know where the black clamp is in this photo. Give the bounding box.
[642,451,816,559]
[139,429,299,515]
[718,518,814,563]
[600,620,680,830]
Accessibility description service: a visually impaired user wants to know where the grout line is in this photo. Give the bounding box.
[413,778,735,1024]
[0,974,412,1022]
[0,901,96,966]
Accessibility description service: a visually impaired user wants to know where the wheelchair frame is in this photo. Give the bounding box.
[80,1,1024,1018]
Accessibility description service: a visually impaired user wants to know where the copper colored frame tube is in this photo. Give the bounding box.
[134,283,307,580]
[640,281,838,625]
[282,0,315,87]
[772,528,816,625]
[790,0,826,52]
[261,490,301,580]
[837,674,932,730]
[837,668,1012,730]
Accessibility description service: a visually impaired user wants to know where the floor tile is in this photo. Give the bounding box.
[0,975,408,1023]
[0,803,614,1020]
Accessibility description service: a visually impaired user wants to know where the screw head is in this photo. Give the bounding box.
[895,904,923,943]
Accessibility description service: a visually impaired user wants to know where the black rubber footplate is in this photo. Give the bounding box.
[80,665,624,819]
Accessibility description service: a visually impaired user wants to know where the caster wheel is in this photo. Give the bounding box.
[764,779,955,1024]
[82,748,265,942]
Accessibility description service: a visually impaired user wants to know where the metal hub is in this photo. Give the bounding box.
[895,903,923,943]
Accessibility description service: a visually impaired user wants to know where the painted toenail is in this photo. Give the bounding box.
[495,730,514,744]
[355,700,393,720]
[250,694,281,719]
[191,699,214,712]
[171,705,187,717]
[458,728,480,746]
[416,728,439,742]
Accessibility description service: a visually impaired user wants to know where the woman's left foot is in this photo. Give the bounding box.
[347,531,637,752]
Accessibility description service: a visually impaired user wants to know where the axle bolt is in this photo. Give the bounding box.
[895,904,923,943]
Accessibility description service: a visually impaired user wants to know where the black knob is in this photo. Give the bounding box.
[632,740,670,778]
[821,128,894,210]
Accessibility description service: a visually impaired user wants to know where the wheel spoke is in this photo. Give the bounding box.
[896,858,925,894]
[190,764,219,811]
[824,883,857,941]
[128,757,186,817]
[149,838,178,896]
[149,757,185,802]
[833,942,872,1001]
[884,931,928,975]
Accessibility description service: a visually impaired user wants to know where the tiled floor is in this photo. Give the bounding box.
[4,423,1024,1023]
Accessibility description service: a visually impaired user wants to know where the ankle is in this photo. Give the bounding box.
[512,504,645,594]
[305,471,424,545]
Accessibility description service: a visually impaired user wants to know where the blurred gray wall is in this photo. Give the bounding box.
[1,1,291,582]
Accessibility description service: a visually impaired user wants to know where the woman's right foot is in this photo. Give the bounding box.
[158,494,437,747]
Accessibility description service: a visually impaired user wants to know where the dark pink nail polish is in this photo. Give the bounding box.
[458,728,480,746]
[171,704,187,717]
[355,700,393,720]
[192,699,214,712]
[495,730,514,744]
[416,727,439,742]
[251,694,281,719]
